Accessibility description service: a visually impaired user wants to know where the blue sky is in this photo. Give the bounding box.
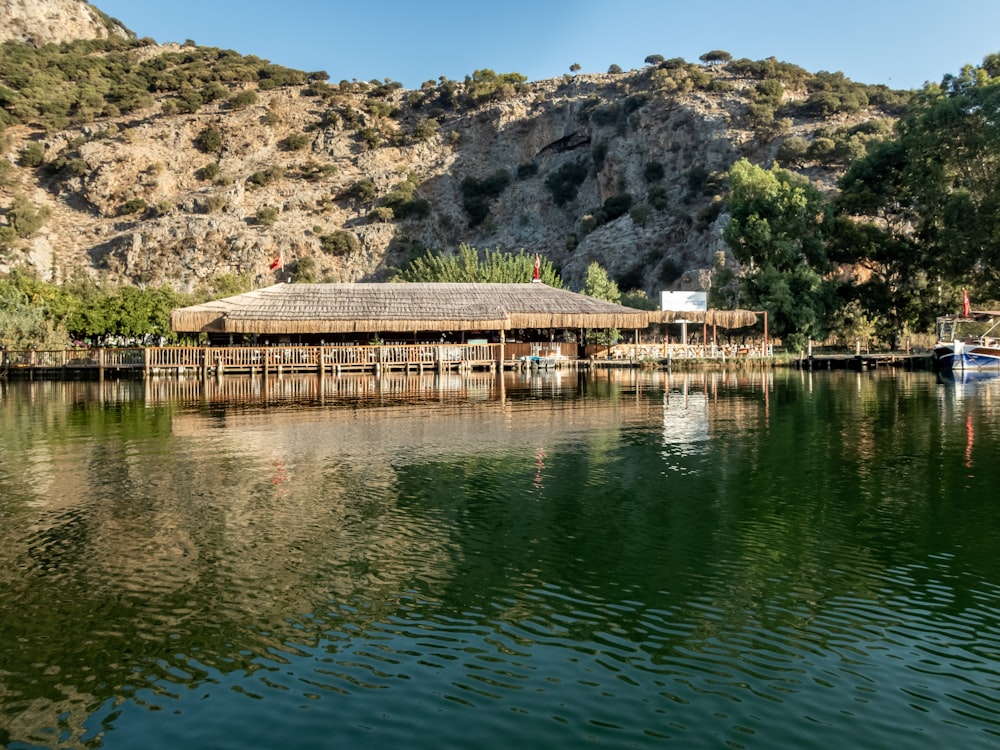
[94,0,1000,91]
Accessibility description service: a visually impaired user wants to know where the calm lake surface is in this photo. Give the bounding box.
[2,367,1000,749]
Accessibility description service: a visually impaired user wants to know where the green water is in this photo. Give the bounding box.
[1,369,999,749]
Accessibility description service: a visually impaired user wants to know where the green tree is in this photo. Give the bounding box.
[208,273,253,297]
[723,159,838,351]
[699,50,732,66]
[0,273,69,349]
[775,136,809,167]
[582,262,622,345]
[582,261,621,303]
[835,55,1000,337]
[398,244,563,285]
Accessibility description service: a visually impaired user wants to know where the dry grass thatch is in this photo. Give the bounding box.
[170,283,656,334]
[650,309,760,328]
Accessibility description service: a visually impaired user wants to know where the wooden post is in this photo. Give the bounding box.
[97,347,105,380]
[143,347,151,379]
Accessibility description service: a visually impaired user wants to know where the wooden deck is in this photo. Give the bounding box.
[0,341,780,379]
[791,352,934,371]
[2,344,502,378]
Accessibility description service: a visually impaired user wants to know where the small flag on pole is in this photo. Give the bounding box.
[269,252,283,271]
[963,288,971,317]
[532,253,541,282]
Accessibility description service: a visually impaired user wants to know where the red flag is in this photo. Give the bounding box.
[963,289,971,316]
[532,253,540,282]
[269,253,283,271]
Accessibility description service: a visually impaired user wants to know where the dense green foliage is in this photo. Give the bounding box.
[545,162,588,207]
[398,244,562,285]
[462,69,528,106]
[582,262,622,344]
[831,54,1000,342]
[319,230,359,256]
[723,159,838,351]
[0,38,307,131]
[714,54,999,349]
[461,170,511,226]
[0,268,193,347]
[382,173,430,219]
[582,262,621,303]
[1,195,51,244]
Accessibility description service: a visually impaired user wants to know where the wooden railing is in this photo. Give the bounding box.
[588,342,772,360]
[1,341,773,378]
[1,343,506,375]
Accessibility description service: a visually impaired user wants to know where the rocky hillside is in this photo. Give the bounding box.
[0,0,128,46]
[0,1,906,296]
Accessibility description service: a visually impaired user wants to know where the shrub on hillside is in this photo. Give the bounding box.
[256,206,279,225]
[461,170,511,226]
[545,161,588,207]
[320,231,359,256]
[119,198,148,216]
[18,142,45,168]
[196,162,221,181]
[194,127,223,153]
[227,90,258,110]
[280,133,310,151]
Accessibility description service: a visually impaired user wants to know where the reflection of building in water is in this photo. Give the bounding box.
[663,377,710,454]
[142,371,503,405]
[657,370,774,468]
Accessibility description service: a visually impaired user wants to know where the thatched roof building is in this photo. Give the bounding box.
[170,283,654,337]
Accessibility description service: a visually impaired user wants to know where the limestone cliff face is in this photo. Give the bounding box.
[0,0,128,46]
[0,4,888,296]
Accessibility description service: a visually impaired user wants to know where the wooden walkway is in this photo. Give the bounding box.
[2,344,500,378]
[1,342,774,379]
[792,353,934,371]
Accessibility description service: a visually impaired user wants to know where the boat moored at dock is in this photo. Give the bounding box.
[934,309,1000,371]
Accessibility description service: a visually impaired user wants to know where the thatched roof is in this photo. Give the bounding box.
[170,283,654,334]
[650,309,760,328]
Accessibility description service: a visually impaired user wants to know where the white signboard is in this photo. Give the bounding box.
[660,291,707,312]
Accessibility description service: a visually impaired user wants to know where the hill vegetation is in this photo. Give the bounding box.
[0,1,998,351]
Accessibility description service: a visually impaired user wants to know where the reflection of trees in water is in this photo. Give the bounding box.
[7,370,996,747]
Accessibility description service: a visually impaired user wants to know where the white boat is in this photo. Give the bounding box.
[934,311,1000,371]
